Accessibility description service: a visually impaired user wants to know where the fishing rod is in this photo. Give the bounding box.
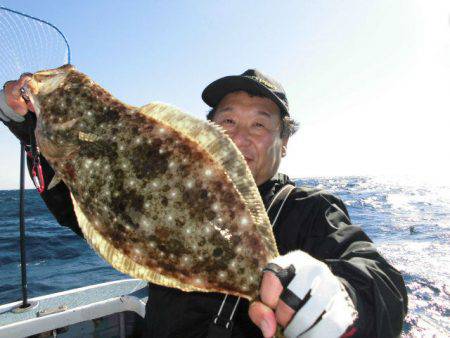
[18,142,30,310]
[11,135,38,313]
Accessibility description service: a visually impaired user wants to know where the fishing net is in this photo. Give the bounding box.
[0,5,70,87]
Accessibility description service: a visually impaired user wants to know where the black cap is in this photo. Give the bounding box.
[202,69,289,116]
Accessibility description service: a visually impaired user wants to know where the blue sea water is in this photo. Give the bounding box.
[0,176,449,337]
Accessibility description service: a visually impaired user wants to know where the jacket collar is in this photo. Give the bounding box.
[258,173,294,208]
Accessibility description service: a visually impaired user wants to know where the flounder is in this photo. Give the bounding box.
[24,65,279,300]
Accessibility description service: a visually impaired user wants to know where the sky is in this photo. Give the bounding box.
[0,0,449,189]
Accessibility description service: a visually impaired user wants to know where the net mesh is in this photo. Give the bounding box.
[0,5,70,86]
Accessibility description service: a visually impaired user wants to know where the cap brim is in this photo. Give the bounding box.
[202,76,289,116]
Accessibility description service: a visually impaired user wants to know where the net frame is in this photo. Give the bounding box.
[0,5,71,86]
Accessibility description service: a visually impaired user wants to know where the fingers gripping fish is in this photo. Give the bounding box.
[22,65,279,300]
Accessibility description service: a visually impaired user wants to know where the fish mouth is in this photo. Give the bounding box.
[31,64,74,97]
[33,64,74,81]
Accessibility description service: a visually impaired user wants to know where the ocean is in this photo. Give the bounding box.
[0,176,449,337]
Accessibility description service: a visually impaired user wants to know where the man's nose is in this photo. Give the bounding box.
[229,125,251,148]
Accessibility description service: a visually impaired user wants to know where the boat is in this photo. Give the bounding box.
[0,279,147,337]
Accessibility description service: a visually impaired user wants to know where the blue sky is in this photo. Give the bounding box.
[1,0,449,189]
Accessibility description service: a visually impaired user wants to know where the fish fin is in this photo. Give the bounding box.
[71,193,223,294]
[47,174,62,190]
[139,103,278,258]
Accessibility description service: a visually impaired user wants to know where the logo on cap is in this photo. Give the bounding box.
[248,76,277,91]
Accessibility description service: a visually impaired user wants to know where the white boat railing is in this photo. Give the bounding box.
[0,279,147,338]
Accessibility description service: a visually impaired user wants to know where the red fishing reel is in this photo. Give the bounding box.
[26,148,45,194]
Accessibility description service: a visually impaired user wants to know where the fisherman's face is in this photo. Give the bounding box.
[213,91,288,186]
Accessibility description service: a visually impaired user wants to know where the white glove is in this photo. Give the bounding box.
[0,89,25,122]
[263,250,357,338]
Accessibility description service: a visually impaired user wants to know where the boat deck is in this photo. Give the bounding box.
[0,279,148,337]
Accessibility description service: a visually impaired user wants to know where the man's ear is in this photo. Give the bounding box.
[281,137,288,157]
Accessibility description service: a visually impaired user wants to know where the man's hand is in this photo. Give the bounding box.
[249,250,357,338]
[3,73,35,115]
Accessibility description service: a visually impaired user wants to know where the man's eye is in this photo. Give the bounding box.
[222,119,234,125]
[254,122,266,128]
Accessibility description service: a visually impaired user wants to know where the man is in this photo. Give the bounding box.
[1,69,407,337]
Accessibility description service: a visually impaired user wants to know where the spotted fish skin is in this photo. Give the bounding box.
[26,65,278,300]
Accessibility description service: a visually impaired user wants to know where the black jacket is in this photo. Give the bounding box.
[2,115,408,337]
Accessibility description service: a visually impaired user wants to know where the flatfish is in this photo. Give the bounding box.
[23,65,279,300]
